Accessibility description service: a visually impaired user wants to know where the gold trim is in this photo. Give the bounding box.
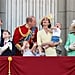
[19,26,31,37]
[8,56,12,75]
[15,44,22,51]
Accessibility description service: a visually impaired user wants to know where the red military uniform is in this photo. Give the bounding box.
[13,24,38,55]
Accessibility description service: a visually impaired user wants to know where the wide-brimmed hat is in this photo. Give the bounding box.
[69,20,75,32]
[40,14,54,24]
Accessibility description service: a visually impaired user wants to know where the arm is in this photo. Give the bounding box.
[31,43,37,52]
[42,42,56,47]
[11,42,17,55]
[51,27,57,30]
[13,28,22,51]
[0,43,9,55]
[53,38,62,46]
[65,34,70,51]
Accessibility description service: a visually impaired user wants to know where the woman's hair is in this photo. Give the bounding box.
[41,18,51,28]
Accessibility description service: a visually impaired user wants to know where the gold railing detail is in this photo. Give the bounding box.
[8,56,12,75]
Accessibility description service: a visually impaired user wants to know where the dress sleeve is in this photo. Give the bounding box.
[37,31,42,46]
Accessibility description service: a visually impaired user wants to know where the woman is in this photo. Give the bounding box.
[37,15,61,56]
[65,21,75,56]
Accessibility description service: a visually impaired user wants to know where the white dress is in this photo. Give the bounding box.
[37,29,57,56]
[23,49,34,56]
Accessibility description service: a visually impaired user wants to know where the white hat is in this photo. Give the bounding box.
[70,20,75,32]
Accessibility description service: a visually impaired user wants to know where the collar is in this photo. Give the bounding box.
[4,38,10,42]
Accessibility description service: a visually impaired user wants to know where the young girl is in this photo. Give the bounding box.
[22,41,37,56]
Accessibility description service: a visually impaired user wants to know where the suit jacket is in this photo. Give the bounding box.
[13,25,38,56]
[13,25,29,56]
[1,40,17,56]
[0,29,4,46]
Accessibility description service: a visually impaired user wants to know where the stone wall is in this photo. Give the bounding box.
[0,0,6,29]
[0,0,75,44]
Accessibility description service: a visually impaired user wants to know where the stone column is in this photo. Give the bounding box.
[66,0,75,34]
[0,0,6,29]
[5,0,57,35]
[57,0,66,44]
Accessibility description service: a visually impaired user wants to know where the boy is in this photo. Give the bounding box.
[51,23,61,43]
[1,30,16,56]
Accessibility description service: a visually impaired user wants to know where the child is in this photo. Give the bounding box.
[1,30,16,56]
[22,41,35,56]
[51,23,61,43]
[0,42,10,55]
[22,41,41,56]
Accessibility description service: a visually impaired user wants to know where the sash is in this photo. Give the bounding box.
[19,27,37,45]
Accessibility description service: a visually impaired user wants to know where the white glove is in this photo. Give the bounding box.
[69,43,75,50]
[8,42,12,51]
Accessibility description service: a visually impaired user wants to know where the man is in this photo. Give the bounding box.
[13,16,38,56]
[0,19,4,46]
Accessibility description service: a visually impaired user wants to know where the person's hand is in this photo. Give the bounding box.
[23,41,28,46]
[54,42,60,46]
[33,42,37,47]
[31,42,37,52]
[43,45,49,49]
[69,43,75,50]
[21,46,25,51]
[48,42,55,47]
[47,28,52,33]
[21,41,30,51]
[21,41,27,51]
[8,42,12,50]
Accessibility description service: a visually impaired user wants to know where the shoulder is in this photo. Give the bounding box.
[19,25,26,28]
[15,24,26,29]
[67,33,74,39]
[37,29,45,37]
[37,29,43,34]
[15,24,28,32]
[68,33,73,36]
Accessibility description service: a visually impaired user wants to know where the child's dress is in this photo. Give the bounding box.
[23,49,34,56]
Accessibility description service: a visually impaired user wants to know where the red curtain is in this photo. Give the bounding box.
[0,57,75,75]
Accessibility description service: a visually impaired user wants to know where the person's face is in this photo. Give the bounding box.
[42,18,50,26]
[25,42,30,48]
[31,18,36,27]
[55,23,61,29]
[3,31,10,39]
[0,20,3,26]
[42,18,49,29]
